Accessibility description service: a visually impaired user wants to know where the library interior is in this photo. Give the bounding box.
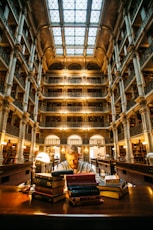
[0,0,153,228]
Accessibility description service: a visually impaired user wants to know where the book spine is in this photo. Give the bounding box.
[34,178,52,187]
[52,170,73,176]
[66,173,96,182]
[35,175,64,181]
[99,186,129,199]
[32,192,53,202]
[97,182,127,192]
[71,194,102,202]
[105,179,120,184]
[34,178,65,188]
[97,185,122,192]
[35,185,64,195]
[68,185,98,190]
[53,194,66,203]
[99,190,122,199]
[70,198,104,206]
[68,187,100,197]
[67,181,97,186]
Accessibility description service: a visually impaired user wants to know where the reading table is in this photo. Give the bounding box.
[0,185,153,229]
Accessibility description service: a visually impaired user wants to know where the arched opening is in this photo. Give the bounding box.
[89,135,106,159]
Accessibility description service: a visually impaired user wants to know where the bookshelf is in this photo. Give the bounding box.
[132,140,146,163]
[3,141,16,164]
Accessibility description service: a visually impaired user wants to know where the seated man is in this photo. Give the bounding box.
[55,145,96,173]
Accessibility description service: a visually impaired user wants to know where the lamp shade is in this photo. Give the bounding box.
[35,152,50,163]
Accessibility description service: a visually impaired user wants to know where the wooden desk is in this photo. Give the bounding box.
[0,185,153,229]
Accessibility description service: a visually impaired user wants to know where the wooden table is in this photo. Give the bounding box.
[0,185,153,229]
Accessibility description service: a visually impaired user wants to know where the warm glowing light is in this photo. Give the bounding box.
[1,141,7,145]
[142,141,147,145]
[35,152,50,163]
[85,148,88,153]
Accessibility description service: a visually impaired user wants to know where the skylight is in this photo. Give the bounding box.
[47,0,103,57]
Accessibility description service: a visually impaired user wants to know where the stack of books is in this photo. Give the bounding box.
[32,173,66,203]
[97,174,129,199]
[66,173,104,206]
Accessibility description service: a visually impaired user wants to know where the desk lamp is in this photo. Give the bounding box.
[31,152,50,185]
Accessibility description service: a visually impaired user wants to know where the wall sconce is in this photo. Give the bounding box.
[23,145,26,149]
[123,145,127,149]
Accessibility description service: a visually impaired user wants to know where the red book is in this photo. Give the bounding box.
[67,181,97,186]
[66,173,96,182]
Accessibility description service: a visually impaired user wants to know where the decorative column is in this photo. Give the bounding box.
[138,98,153,153]
[15,8,26,44]
[34,91,39,122]
[114,41,121,71]
[108,62,116,122]
[23,76,30,112]
[123,8,134,45]
[29,122,38,162]
[110,89,116,122]
[0,98,12,165]
[121,114,134,162]
[118,74,126,113]
[28,41,36,71]
[16,113,28,163]
[111,123,120,160]
[5,50,17,96]
[132,52,144,97]
[37,61,42,87]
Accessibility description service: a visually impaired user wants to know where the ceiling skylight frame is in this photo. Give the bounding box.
[47,0,103,57]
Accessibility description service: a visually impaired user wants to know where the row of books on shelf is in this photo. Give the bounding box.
[19,171,129,204]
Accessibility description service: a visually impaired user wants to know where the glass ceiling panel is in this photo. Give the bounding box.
[47,0,103,56]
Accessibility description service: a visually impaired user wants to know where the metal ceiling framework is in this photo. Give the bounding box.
[30,0,120,70]
[47,0,103,57]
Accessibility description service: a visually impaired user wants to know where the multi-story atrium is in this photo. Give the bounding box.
[0,0,153,168]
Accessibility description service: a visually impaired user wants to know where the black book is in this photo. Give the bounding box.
[68,186,100,197]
